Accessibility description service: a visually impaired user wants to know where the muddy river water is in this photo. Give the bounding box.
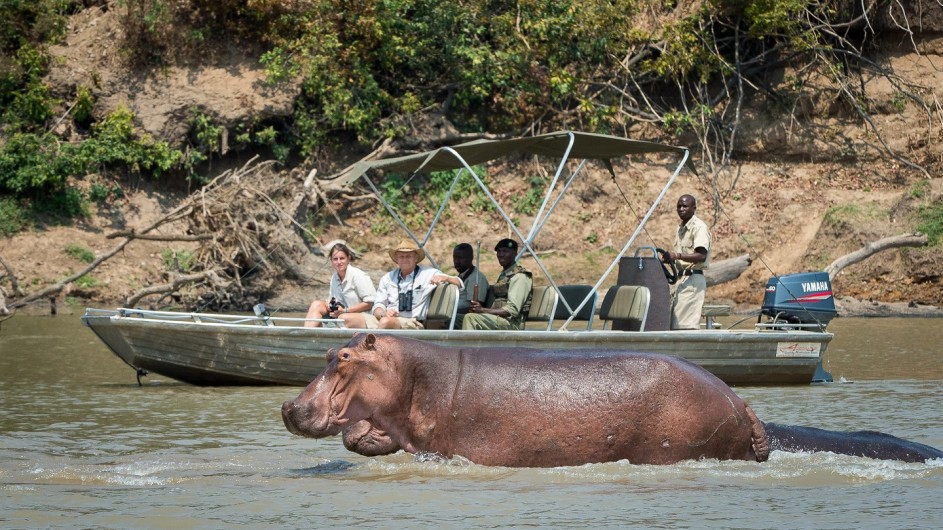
[1,314,941,529]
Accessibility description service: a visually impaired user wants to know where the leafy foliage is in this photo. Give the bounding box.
[0,197,28,236]
[161,248,197,272]
[74,274,98,287]
[1,0,937,233]
[64,243,95,263]
[823,202,887,228]
[0,107,181,197]
[916,200,943,246]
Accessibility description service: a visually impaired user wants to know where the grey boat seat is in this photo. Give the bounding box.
[553,284,597,330]
[526,285,558,331]
[424,282,460,330]
[599,285,651,331]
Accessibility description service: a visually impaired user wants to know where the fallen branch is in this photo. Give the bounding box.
[10,238,135,310]
[125,269,227,308]
[0,255,24,297]
[706,254,752,286]
[825,233,929,280]
[106,231,213,241]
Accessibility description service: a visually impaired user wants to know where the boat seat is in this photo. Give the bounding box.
[702,304,731,329]
[526,285,558,331]
[599,285,651,331]
[553,284,597,330]
[424,283,460,330]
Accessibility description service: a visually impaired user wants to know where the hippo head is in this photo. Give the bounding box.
[282,333,401,440]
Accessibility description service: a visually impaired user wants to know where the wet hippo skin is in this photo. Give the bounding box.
[283,334,942,467]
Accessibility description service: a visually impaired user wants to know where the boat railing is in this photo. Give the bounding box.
[754,322,828,333]
[109,308,343,327]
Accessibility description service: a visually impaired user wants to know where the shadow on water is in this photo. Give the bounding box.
[291,460,358,476]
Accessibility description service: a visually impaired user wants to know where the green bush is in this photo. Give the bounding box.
[0,131,69,194]
[0,107,182,212]
[425,166,488,211]
[916,201,943,246]
[64,243,95,263]
[78,107,182,174]
[75,275,98,288]
[909,180,931,199]
[189,110,223,160]
[34,187,89,218]
[512,176,545,216]
[0,197,28,236]
[823,202,886,227]
[161,248,196,272]
[88,177,124,204]
[71,85,95,124]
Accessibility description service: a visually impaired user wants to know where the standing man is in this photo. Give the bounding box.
[463,238,533,330]
[367,239,460,329]
[449,243,489,328]
[663,194,712,330]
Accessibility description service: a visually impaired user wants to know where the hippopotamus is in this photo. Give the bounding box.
[282,334,943,467]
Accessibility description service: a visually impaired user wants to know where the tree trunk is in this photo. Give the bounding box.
[825,233,929,280]
[706,254,751,286]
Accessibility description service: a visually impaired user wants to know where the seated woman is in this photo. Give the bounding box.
[304,243,376,328]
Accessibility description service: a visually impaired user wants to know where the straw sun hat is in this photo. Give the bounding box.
[388,239,426,263]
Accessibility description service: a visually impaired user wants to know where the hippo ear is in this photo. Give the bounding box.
[326,348,337,363]
[364,333,377,350]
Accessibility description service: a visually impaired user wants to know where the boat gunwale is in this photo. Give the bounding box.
[83,308,833,344]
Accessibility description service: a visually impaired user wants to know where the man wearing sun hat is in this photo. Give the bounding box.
[366,239,460,329]
[462,238,533,330]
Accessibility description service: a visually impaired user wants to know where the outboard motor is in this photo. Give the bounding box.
[760,271,837,329]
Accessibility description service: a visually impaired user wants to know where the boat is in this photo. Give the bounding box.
[82,131,837,386]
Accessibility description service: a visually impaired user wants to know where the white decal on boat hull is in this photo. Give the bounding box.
[776,342,822,358]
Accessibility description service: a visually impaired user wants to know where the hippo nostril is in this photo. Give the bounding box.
[281,400,299,420]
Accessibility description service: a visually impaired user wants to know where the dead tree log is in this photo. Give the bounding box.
[825,233,929,280]
[0,255,24,297]
[106,232,213,241]
[125,270,228,308]
[706,254,751,286]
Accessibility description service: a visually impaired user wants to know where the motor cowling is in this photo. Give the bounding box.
[760,272,837,328]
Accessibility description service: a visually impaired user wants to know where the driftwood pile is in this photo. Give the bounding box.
[1,158,330,316]
[113,157,323,310]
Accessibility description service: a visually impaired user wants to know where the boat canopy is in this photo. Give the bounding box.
[338,131,693,186]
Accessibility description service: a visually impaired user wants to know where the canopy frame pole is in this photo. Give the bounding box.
[559,148,690,330]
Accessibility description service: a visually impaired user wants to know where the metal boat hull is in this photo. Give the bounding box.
[82,309,831,386]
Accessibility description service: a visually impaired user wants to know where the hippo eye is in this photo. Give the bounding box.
[341,351,350,361]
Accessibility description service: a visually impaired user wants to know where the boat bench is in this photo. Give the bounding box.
[702,304,731,329]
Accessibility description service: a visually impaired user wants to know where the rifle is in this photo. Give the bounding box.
[473,240,481,302]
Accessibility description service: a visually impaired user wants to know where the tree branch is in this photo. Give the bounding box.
[125,269,228,308]
[825,233,929,280]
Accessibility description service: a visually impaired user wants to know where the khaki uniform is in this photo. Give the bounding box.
[462,264,532,330]
[455,266,490,328]
[671,214,712,330]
